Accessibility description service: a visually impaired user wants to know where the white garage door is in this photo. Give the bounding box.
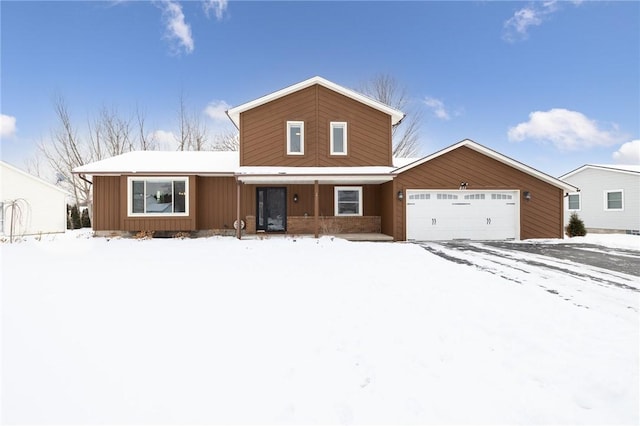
[406,190,520,241]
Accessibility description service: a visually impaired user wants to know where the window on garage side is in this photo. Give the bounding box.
[128,177,188,216]
[335,186,362,216]
[605,190,623,211]
[330,122,347,155]
[287,121,304,155]
[567,193,581,211]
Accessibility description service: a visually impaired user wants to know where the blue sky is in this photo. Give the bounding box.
[1,0,638,178]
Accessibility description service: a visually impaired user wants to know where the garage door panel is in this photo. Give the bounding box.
[406,190,519,241]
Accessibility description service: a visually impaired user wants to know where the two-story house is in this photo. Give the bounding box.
[73,76,575,241]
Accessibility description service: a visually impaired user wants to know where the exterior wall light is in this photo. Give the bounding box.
[524,191,531,201]
[397,190,404,201]
[293,193,298,203]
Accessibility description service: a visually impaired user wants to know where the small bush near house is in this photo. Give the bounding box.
[134,230,155,240]
[81,208,91,228]
[67,205,82,230]
[566,212,587,237]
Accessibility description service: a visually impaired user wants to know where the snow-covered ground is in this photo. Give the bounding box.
[2,231,638,425]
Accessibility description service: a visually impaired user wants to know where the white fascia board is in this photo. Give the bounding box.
[226,76,405,128]
[560,164,640,179]
[236,174,394,184]
[394,139,578,192]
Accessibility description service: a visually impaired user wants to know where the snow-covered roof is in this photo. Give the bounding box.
[73,151,239,175]
[560,164,640,179]
[226,76,405,128]
[392,139,578,192]
[236,166,396,184]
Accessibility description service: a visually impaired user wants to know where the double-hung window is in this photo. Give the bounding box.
[330,122,347,155]
[567,193,581,211]
[335,186,362,216]
[128,177,188,216]
[287,121,304,155]
[605,190,623,211]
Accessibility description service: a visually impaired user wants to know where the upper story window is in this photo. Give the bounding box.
[335,186,362,216]
[128,177,188,216]
[330,122,347,155]
[605,190,623,211]
[567,193,581,211]
[287,121,304,155]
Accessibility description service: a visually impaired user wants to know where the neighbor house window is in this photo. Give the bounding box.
[128,177,188,216]
[330,122,347,155]
[567,193,581,210]
[605,190,623,211]
[287,121,304,155]
[335,186,362,216]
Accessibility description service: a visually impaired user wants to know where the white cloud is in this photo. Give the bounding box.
[423,97,450,121]
[508,108,620,151]
[150,129,177,150]
[612,140,640,164]
[204,100,231,121]
[0,114,17,138]
[158,1,194,54]
[502,0,578,42]
[203,0,228,21]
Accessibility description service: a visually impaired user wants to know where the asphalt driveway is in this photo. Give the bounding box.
[418,240,639,293]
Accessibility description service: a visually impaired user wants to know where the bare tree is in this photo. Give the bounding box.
[88,106,134,159]
[175,93,210,151]
[211,129,239,151]
[357,74,422,158]
[136,107,156,151]
[38,95,92,212]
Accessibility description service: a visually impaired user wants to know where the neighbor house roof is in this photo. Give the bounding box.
[1,160,70,195]
[393,139,578,192]
[226,76,406,128]
[73,151,239,176]
[559,164,640,179]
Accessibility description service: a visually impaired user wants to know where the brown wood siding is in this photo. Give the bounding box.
[92,176,121,231]
[380,181,396,237]
[240,84,392,167]
[196,176,237,230]
[119,175,197,232]
[393,146,564,240]
[316,86,392,166]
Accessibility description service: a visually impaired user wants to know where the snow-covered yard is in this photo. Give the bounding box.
[1,231,638,425]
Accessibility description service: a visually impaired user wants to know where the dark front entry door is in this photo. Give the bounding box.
[256,187,286,232]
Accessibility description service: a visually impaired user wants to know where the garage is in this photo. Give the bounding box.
[406,190,520,241]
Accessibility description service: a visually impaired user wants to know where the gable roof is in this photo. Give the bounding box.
[226,76,405,128]
[73,151,239,175]
[559,164,640,179]
[393,139,577,192]
[1,160,70,195]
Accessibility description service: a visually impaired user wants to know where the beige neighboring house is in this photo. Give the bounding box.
[1,160,69,238]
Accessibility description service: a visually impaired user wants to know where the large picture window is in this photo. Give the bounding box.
[287,121,304,155]
[605,190,623,211]
[128,177,188,216]
[330,122,347,155]
[335,186,362,216]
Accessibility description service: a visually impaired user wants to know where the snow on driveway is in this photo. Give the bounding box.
[1,231,638,425]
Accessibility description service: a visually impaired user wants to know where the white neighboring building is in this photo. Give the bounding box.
[1,160,69,237]
[560,164,640,235]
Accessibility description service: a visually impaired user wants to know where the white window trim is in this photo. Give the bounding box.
[286,121,304,155]
[604,189,624,211]
[127,176,189,217]
[330,121,348,155]
[334,186,363,216]
[567,192,581,211]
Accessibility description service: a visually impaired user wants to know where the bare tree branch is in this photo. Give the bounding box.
[357,73,422,158]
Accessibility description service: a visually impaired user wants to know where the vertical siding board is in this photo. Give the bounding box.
[394,146,564,239]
